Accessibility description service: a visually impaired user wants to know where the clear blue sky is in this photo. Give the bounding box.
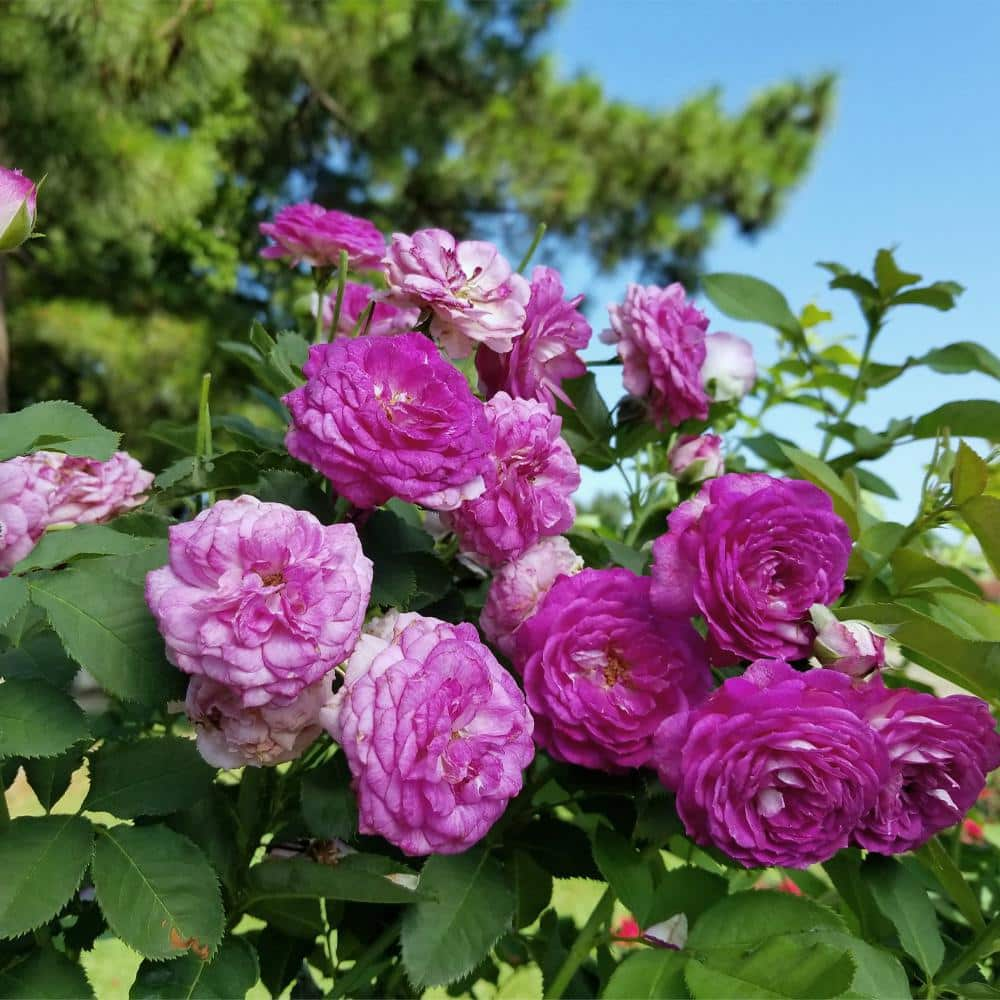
[544,0,999,515]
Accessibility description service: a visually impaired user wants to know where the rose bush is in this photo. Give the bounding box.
[1,184,999,999]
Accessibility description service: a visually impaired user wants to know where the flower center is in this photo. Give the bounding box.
[260,571,284,587]
[603,649,630,687]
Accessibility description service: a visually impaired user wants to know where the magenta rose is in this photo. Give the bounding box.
[476,265,590,411]
[383,228,530,357]
[320,281,419,338]
[655,660,889,869]
[651,473,852,663]
[701,331,756,402]
[146,496,372,708]
[668,434,724,483]
[0,459,50,574]
[809,605,886,677]
[260,202,385,270]
[515,568,712,772]
[852,679,1000,854]
[601,282,709,428]
[442,392,579,567]
[284,332,494,510]
[184,673,330,768]
[479,536,584,657]
[324,611,535,855]
[0,166,37,252]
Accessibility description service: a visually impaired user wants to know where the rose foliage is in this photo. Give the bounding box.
[2,182,1000,1000]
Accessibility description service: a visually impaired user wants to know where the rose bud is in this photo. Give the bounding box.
[810,604,886,677]
[701,331,756,402]
[668,434,724,483]
[0,167,38,253]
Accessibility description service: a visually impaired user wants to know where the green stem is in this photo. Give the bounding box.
[545,885,615,999]
[327,250,350,342]
[196,373,213,462]
[312,262,338,344]
[516,222,547,273]
[819,320,881,460]
[329,920,401,999]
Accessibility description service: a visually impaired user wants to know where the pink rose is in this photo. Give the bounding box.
[0,459,49,574]
[0,167,37,252]
[667,434,724,483]
[260,202,385,270]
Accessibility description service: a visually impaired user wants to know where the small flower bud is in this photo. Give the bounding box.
[0,167,38,253]
[810,604,886,677]
[668,434,725,483]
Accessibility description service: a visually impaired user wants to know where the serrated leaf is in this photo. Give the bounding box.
[702,273,801,335]
[402,847,515,988]
[804,931,909,999]
[92,825,224,961]
[0,577,29,629]
[11,525,155,574]
[129,936,259,999]
[0,946,94,999]
[24,746,86,811]
[246,854,423,905]
[85,737,215,818]
[604,950,687,999]
[0,678,89,759]
[370,560,417,608]
[0,401,119,462]
[0,632,79,688]
[0,815,94,938]
[29,562,184,705]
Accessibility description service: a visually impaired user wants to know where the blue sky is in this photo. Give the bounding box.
[543,0,999,514]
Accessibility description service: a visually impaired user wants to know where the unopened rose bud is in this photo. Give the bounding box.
[810,604,886,677]
[701,331,756,402]
[668,434,724,483]
[642,913,688,950]
[0,167,38,253]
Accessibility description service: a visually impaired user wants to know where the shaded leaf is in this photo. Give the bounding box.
[0,946,94,999]
[0,401,119,462]
[0,679,89,760]
[129,935,259,999]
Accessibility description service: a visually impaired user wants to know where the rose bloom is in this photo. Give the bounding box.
[479,536,583,658]
[320,281,419,338]
[515,568,712,772]
[476,265,590,411]
[701,331,756,402]
[383,228,530,357]
[442,392,580,567]
[852,679,1000,855]
[324,611,534,856]
[651,473,852,663]
[601,283,709,428]
[185,673,330,768]
[260,202,385,270]
[810,604,886,677]
[284,332,494,510]
[146,496,372,708]
[0,167,37,252]
[655,660,889,869]
[0,459,50,574]
[668,434,724,483]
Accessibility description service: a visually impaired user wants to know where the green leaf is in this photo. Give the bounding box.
[24,746,86,811]
[960,494,1000,576]
[510,850,552,929]
[369,559,417,608]
[401,847,516,987]
[647,867,729,927]
[915,837,985,933]
[0,946,94,999]
[892,282,963,311]
[254,470,333,524]
[874,249,921,298]
[863,855,944,976]
[129,936,259,999]
[11,525,155,574]
[0,577,29,629]
[777,444,859,537]
[919,341,1000,380]
[951,442,989,505]
[912,400,1000,441]
[593,827,660,926]
[0,815,94,938]
[556,373,616,471]
[247,897,323,940]
[604,950,687,999]
[246,854,423,905]
[702,273,801,336]
[92,824,224,961]
[29,562,184,705]
[802,931,909,999]
[251,929,312,996]
[0,678,89,759]
[85,737,215,818]
[0,401,119,462]
[0,632,80,688]
[300,754,357,840]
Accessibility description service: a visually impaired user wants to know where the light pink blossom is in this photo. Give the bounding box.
[702,331,756,402]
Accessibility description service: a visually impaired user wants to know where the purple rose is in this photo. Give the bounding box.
[383,229,530,357]
[476,265,590,411]
[184,673,330,768]
[701,331,756,402]
[0,459,49,574]
[260,202,385,270]
[146,496,372,708]
[442,392,580,567]
[600,283,709,428]
[809,604,886,677]
[0,166,37,252]
[319,281,419,339]
[668,434,725,483]
[852,679,1000,854]
[284,332,494,510]
[656,661,890,869]
[651,473,852,663]
[479,536,584,658]
[515,568,712,772]
[324,611,534,856]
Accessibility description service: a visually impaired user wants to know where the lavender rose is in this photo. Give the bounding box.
[479,536,584,657]
[668,434,724,483]
[383,228,530,357]
[324,611,535,856]
[476,265,590,411]
[701,331,756,402]
[809,604,886,677]
[146,496,372,708]
[442,392,580,567]
[0,167,37,252]
[515,568,712,772]
[260,202,385,270]
[655,660,890,869]
[651,473,852,663]
[852,679,1000,854]
[0,460,49,574]
[284,332,494,510]
[601,282,709,428]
